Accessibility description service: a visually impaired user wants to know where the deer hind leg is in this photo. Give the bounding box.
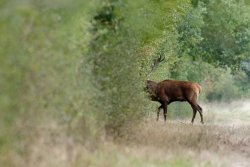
[190,104,204,124]
[191,107,197,124]
[197,104,204,124]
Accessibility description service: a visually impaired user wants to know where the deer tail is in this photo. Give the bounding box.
[196,84,202,95]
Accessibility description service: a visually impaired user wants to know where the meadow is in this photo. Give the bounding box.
[8,101,250,167]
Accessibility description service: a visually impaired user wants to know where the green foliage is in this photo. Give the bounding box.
[199,0,250,70]
[0,0,103,164]
[205,70,240,102]
[168,102,193,120]
[86,0,147,134]
[177,2,206,59]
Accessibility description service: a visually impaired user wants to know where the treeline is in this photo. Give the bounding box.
[86,0,250,126]
[1,0,250,165]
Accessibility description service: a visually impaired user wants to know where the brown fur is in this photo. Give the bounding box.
[145,79,204,124]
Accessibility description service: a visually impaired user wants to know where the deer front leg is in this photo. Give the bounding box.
[156,104,163,121]
[163,102,168,122]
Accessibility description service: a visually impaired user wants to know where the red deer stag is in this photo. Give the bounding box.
[144,54,204,124]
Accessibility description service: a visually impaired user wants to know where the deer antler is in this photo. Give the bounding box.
[147,52,165,79]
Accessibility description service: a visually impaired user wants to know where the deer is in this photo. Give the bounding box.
[144,54,204,124]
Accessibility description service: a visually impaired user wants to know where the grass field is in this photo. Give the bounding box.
[7,101,250,167]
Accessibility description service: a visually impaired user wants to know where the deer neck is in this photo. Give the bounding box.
[146,80,158,94]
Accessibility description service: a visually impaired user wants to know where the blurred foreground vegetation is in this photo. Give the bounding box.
[1,0,250,166]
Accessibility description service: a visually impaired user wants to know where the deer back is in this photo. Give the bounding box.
[154,79,202,102]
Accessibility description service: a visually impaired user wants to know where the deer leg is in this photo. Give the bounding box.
[191,108,197,123]
[197,104,204,124]
[163,102,168,122]
[188,100,201,124]
[190,104,204,124]
[156,104,162,121]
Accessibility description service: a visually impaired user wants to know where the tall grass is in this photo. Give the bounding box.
[7,101,250,167]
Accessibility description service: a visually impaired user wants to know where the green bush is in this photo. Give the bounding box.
[205,70,240,102]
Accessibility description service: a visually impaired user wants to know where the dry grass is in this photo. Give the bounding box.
[122,120,250,166]
[7,101,250,167]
